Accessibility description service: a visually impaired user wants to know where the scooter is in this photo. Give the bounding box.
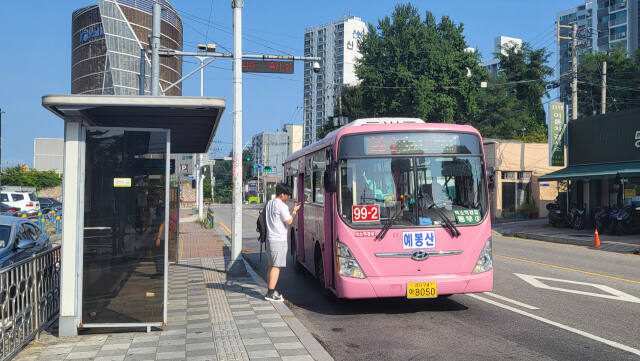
[546,202,568,227]
[614,205,640,235]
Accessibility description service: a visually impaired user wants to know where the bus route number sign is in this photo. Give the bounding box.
[352,205,380,222]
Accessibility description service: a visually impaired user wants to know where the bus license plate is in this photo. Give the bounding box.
[407,282,437,299]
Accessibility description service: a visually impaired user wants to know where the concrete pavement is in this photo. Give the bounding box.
[14,220,332,361]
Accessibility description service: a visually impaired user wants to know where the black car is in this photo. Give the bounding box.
[0,216,51,268]
[38,197,62,213]
[0,203,21,216]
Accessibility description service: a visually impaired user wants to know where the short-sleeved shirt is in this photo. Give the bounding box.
[266,198,291,243]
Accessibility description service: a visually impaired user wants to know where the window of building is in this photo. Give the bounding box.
[610,25,627,40]
[182,155,192,160]
[518,171,532,180]
[501,171,516,180]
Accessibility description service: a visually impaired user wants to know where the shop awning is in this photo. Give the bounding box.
[42,95,226,153]
[539,161,640,181]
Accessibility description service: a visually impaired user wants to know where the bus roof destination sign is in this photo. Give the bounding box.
[242,60,294,74]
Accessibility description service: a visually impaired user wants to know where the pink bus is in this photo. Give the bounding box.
[282,118,493,299]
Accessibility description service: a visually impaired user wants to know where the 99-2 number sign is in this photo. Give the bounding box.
[242,60,294,74]
[352,205,380,222]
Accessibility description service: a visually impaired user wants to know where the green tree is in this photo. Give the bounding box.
[577,49,640,116]
[496,42,553,126]
[473,42,552,142]
[345,4,487,123]
[0,166,62,191]
[204,147,255,204]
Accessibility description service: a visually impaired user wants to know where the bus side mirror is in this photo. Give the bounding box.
[324,167,337,193]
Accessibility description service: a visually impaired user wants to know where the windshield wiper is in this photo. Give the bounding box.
[419,193,461,238]
[373,207,402,242]
[435,209,461,237]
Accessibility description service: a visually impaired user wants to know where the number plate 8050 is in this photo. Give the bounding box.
[407,282,437,298]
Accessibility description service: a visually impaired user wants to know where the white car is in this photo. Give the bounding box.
[0,192,40,216]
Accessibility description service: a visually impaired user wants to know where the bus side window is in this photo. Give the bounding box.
[304,172,312,203]
[313,170,324,204]
[292,176,298,200]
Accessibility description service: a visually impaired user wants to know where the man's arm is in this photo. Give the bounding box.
[284,203,301,225]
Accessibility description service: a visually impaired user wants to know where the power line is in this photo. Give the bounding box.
[204,0,215,44]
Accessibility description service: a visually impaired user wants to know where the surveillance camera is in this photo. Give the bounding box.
[312,61,321,74]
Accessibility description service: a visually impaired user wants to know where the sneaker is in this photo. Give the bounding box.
[265,290,284,302]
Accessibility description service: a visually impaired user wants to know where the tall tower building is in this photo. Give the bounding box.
[303,16,367,146]
[72,0,183,96]
[480,36,523,77]
[556,0,639,118]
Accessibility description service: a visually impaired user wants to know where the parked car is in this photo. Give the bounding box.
[0,216,51,269]
[38,197,62,213]
[0,191,40,216]
[0,203,21,216]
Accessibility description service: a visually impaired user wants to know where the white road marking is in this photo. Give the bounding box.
[483,292,539,310]
[514,273,640,304]
[466,293,640,357]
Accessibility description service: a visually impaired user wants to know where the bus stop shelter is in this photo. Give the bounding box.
[42,95,225,336]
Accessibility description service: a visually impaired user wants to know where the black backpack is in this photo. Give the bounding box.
[256,203,268,244]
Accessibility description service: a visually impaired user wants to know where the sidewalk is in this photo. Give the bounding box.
[493,218,640,254]
[14,222,333,361]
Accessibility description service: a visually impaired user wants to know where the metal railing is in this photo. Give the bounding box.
[0,246,61,361]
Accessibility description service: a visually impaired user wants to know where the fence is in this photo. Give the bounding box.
[0,246,61,360]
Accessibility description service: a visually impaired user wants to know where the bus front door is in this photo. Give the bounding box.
[297,174,305,262]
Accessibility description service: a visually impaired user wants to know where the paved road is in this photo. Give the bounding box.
[213,204,640,360]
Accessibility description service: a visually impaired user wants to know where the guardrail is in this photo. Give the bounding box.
[0,246,61,360]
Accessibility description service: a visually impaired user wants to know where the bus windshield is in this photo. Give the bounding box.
[338,132,488,227]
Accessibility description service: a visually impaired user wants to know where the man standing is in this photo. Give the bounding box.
[265,183,300,301]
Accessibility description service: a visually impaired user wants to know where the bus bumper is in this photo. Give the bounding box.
[335,269,493,299]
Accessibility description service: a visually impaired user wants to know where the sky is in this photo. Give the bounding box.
[0,0,583,167]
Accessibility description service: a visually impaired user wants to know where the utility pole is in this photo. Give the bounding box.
[230,0,244,271]
[150,1,161,96]
[601,61,607,115]
[557,22,579,120]
[571,23,578,121]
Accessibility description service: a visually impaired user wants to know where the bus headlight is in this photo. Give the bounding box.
[473,237,493,274]
[337,241,366,279]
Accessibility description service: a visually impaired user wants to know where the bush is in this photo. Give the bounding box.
[1,166,61,191]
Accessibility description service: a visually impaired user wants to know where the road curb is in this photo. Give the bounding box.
[241,256,335,361]
[494,230,639,253]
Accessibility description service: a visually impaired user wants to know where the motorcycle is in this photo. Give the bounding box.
[605,207,621,235]
[614,205,640,235]
[593,206,611,233]
[567,204,586,230]
[546,202,568,227]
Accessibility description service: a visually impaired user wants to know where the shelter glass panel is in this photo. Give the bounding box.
[83,128,167,324]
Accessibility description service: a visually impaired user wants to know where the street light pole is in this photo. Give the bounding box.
[150,1,161,96]
[196,56,206,220]
[230,0,244,271]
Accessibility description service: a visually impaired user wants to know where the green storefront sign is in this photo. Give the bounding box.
[548,102,565,167]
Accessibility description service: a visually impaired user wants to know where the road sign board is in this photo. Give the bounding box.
[242,60,294,74]
[187,175,194,180]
